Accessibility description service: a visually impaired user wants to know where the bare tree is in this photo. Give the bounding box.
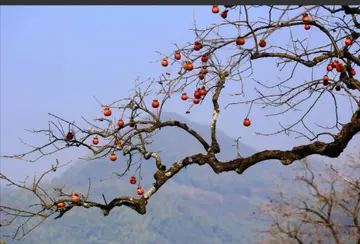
[255,152,360,244]
[1,5,360,241]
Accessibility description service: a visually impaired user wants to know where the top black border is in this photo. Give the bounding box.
[1,2,360,6]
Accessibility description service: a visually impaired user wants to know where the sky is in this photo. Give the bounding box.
[1,6,359,183]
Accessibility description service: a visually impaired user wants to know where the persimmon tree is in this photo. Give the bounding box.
[1,5,360,240]
[255,152,360,244]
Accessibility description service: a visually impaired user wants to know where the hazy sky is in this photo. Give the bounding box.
[1,6,359,182]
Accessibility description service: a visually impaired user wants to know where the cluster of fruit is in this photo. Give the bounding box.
[55,182,146,210]
[323,59,356,90]
[55,193,81,209]
[158,6,357,131]
[159,33,254,127]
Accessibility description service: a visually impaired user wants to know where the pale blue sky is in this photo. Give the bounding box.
[1,6,359,182]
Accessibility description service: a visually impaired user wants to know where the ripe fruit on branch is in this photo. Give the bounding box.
[56,202,65,208]
[137,186,144,195]
[110,153,117,161]
[243,118,251,127]
[332,60,339,68]
[236,37,245,46]
[174,51,181,60]
[193,98,200,104]
[193,42,203,51]
[259,39,266,48]
[201,55,208,62]
[335,85,341,91]
[327,64,333,71]
[129,119,136,128]
[183,61,194,71]
[212,5,219,14]
[199,86,207,96]
[345,37,352,46]
[181,93,188,100]
[130,176,137,185]
[302,13,310,23]
[304,24,310,30]
[103,107,112,117]
[194,90,202,99]
[221,10,228,19]
[336,63,345,73]
[187,62,194,71]
[198,73,205,80]
[92,137,99,145]
[351,69,356,76]
[114,137,121,149]
[323,75,329,86]
[66,132,74,141]
[201,66,208,74]
[161,59,168,67]
[117,119,124,128]
[71,193,80,201]
[152,99,160,108]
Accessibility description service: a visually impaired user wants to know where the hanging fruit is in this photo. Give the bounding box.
[212,5,219,14]
[161,59,168,67]
[201,66,208,74]
[103,107,112,117]
[221,10,228,19]
[201,55,208,62]
[236,37,245,46]
[345,37,352,46]
[183,61,194,71]
[56,202,65,208]
[137,186,144,195]
[323,75,329,86]
[114,137,121,149]
[331,60,339,68]
[327,64,333,71]
[198,73,205,80]
[71,193,80,201]
[130,176,137,184]
[336,63,345,73]
[194,90,202,99]
[110,153,117,161]
[302,13,310,23]
[129,119,136,128]
[152,99,160,108]
[181,93,188,101]
[117,119,125,128]
[92,137,99,145]
[66,132,74,141]
[193,42,203,51]
[174,51,181,60]
[259,39,266,48]
[243,118,251,127]
[199,86,207,96]
[350,69,356,76]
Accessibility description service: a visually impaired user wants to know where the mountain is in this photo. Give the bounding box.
[0,111,298,244]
